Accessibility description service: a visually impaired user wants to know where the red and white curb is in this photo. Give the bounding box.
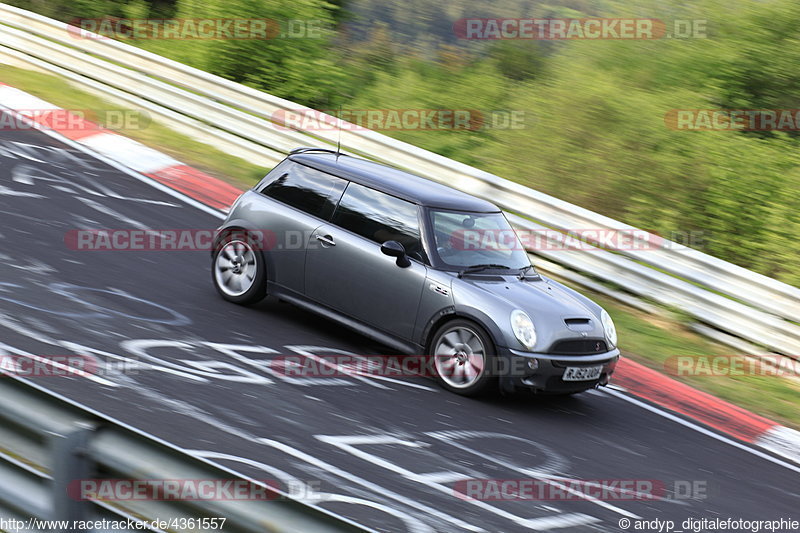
[753,425,800,465]
[1,81,798,466]
[0,83,242,211]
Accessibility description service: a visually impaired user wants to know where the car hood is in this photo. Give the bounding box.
[463,276,594,316]
[452,274,607,350]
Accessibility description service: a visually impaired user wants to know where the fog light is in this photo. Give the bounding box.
[527,358,539,371]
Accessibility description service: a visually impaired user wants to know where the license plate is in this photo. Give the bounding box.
[563,365,602,381]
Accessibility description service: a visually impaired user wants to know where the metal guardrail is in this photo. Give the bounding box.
[0,4,799,355]
[0,377,367,532]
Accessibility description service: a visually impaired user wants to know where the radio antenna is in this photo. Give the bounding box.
[336,104,343,161]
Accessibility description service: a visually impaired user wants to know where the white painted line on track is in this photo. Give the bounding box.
[257,437,486,532]
[317,434,605,530]
[603,388,800,473]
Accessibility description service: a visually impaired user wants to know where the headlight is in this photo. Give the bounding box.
[601,309,617,347]
[511,310,537,350]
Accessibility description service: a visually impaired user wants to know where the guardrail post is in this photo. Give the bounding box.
[50,422,96,530]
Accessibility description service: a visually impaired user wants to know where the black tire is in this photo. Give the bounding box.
[212,232,267,305]
[430,319,497,397]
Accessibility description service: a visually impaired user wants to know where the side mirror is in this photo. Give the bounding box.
[380,240,411,268]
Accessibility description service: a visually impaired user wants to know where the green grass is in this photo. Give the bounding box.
[0,64,268,189]
[2,63,797,430]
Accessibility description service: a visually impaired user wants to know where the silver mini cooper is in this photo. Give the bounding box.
[212,148,619,396]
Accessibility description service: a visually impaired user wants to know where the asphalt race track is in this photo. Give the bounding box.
[0,115,797,532]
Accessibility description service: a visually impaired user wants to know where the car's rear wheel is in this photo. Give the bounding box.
[212,235,266,305]
[431,319,496,396]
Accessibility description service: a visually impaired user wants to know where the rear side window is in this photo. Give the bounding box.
[332,183,426,262]
[261,163,346,219]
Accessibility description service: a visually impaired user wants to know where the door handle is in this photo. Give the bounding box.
[315,234,335,246]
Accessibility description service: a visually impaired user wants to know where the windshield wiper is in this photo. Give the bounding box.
[458,264,511,278]
[517,264,536,280]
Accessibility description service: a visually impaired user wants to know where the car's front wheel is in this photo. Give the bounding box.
[212,235,267,305]
[431,319,497,396]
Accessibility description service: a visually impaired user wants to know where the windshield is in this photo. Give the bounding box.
[429,209,531,270]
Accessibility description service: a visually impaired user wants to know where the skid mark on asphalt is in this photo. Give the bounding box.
[0,281,191,325]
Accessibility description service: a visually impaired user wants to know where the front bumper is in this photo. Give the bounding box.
[497,347,620,394]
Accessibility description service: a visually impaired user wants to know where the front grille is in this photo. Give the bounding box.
[549,339,607,355]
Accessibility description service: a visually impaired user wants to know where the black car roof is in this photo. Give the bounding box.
[287,150,500,212]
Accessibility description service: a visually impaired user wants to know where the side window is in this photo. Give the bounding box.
[331,183,425,262]
[261,163,346,220]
